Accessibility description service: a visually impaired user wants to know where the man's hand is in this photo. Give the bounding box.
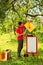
[23,30,26,35]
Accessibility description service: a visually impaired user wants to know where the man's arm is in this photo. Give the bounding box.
[15,31,26,37]
[15,32,22,37]
[15,30,26,37]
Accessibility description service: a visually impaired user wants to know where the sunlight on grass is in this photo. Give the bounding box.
[38,43,43,50]
[0,32,43,52]
[0,32,18,51]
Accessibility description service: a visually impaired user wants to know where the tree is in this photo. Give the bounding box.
[0,0,43,33]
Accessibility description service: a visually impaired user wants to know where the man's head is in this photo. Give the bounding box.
[18,22,23,26]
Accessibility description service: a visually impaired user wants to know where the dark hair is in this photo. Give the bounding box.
[18,22,22,25]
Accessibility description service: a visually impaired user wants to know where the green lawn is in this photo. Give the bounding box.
[0,32,43,65]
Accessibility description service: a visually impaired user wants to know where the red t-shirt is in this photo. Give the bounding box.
[16,25,25,40]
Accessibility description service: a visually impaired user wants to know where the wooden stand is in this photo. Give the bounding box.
[24,34,38,58]
[0,49,11,61]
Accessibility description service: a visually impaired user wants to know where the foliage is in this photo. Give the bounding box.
[0,0,43,33]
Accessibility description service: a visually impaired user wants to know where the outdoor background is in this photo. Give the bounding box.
[0,0,43,65]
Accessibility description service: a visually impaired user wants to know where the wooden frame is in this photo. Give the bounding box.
[26,35,38,58]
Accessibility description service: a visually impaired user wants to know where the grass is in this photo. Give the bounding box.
[0,32,43,65]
